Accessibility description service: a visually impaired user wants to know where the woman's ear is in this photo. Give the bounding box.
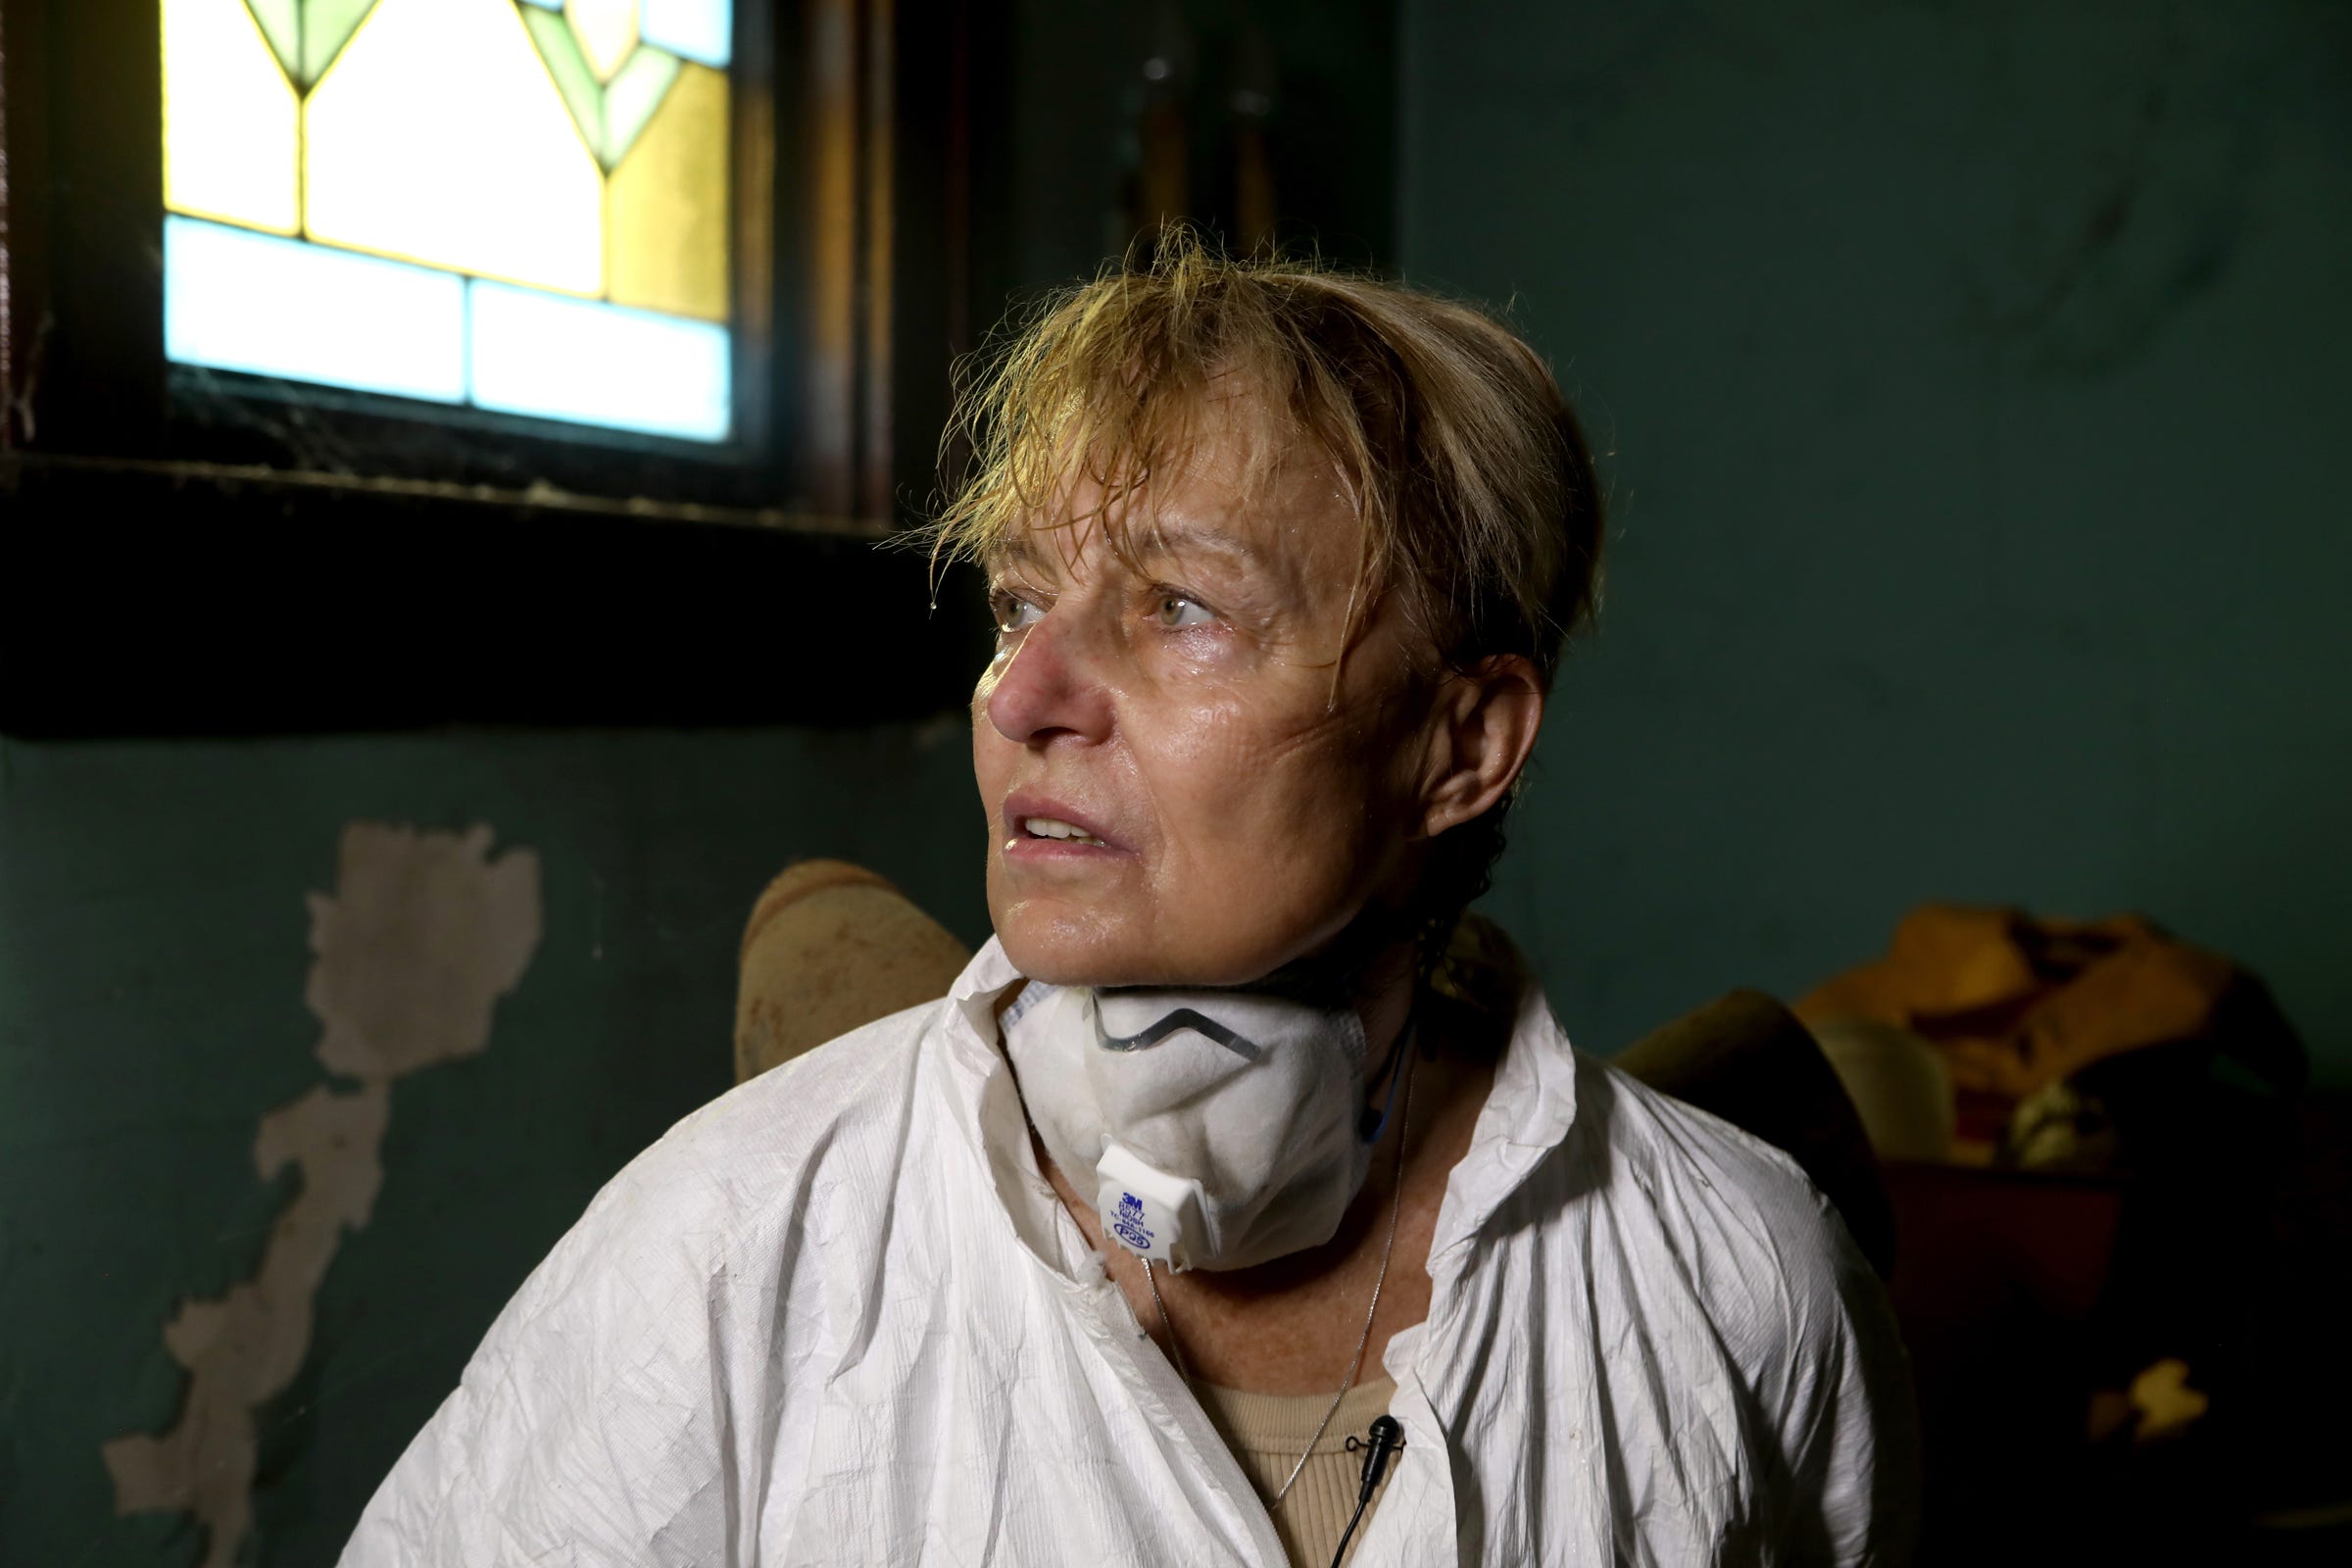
[1420,656,1544,839]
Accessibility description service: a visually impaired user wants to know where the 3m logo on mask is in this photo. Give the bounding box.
[1093,1145,1198,1267]
[1110,1192,1154,1252]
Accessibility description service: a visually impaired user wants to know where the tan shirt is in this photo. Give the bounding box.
[1187,1376,1399,1568]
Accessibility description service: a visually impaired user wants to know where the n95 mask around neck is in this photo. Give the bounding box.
[1003,980,1383,1272]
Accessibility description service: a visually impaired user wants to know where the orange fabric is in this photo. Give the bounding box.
[1795,904,2266,1100]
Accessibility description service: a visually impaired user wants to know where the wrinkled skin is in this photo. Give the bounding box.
[974,417,1527,990]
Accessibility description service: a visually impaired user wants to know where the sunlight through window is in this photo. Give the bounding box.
[161,0,735,442]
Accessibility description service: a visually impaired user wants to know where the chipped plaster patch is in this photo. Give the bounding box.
[103,823,541,1568]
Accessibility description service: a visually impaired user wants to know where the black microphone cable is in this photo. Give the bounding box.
[1332,1415,1404,1566]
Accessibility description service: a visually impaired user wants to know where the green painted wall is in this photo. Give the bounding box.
[1403,0,2352,1079]
[0,726,987,1563]
[986,0,1397,296]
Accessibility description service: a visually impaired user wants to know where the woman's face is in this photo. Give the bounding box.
[972,420,1440,987]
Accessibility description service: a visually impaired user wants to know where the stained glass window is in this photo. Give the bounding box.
[161,0,735,443]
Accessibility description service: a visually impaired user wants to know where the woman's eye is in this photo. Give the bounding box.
[992,593,1044,634]
[1153,594,1215,629]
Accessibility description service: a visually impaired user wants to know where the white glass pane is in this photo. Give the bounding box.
[165,216,466,402]
[640,0,729,68]
[306,0,604,295]
[468,281,730,442]
[161,0,300,233]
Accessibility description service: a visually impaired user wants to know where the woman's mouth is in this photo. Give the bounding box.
[1019,816,1108,846]
[1002,793,1124,858]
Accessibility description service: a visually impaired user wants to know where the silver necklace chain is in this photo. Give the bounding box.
[1143,1049,1418,1508]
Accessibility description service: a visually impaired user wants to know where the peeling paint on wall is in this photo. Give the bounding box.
[101,823,542,1568]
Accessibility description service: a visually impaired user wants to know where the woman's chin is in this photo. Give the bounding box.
[994,908,1293,991]
[995,920,1157,989]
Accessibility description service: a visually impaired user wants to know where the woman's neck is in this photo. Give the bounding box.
[1348,938,1421,1091]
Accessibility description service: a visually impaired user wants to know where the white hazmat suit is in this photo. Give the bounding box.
[343,937,1917,1565]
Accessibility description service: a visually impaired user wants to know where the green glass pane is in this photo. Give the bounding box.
[244,0,300,78]
[301,0,379,82]
[564,0,636,83]
[519,4,604,159]
[602,47,680,168]
[247,0,376,86]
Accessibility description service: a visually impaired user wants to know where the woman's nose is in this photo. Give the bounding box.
[984,610,1116,746]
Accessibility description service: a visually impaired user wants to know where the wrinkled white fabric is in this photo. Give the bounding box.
[1004,981,1379,1271]
[342,937,1918,1566]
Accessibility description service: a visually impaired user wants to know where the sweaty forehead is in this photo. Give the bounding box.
[990,433,1357,584]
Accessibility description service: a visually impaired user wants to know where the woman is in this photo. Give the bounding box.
[345,237,1915,1566]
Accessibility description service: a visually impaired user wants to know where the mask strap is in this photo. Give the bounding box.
[1093,1004,1264,1061]
[1356,1013,1416,1145]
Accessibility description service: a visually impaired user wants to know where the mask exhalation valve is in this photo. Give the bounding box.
[1094,1142,1207,1271]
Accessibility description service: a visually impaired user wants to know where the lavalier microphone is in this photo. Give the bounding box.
[1332,1415,1406,1564]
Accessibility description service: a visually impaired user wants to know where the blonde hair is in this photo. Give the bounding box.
[925,227,1603,688]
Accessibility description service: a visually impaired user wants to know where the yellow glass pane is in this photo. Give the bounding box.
[305,0,603,296]
[161,0,299,233]
[606,63,729,321]
[565,0,638,84]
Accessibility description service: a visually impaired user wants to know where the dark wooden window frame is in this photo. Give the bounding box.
[0,0,986,735]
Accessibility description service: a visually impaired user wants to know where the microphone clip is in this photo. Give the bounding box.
[1344,1414,1406,1501]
